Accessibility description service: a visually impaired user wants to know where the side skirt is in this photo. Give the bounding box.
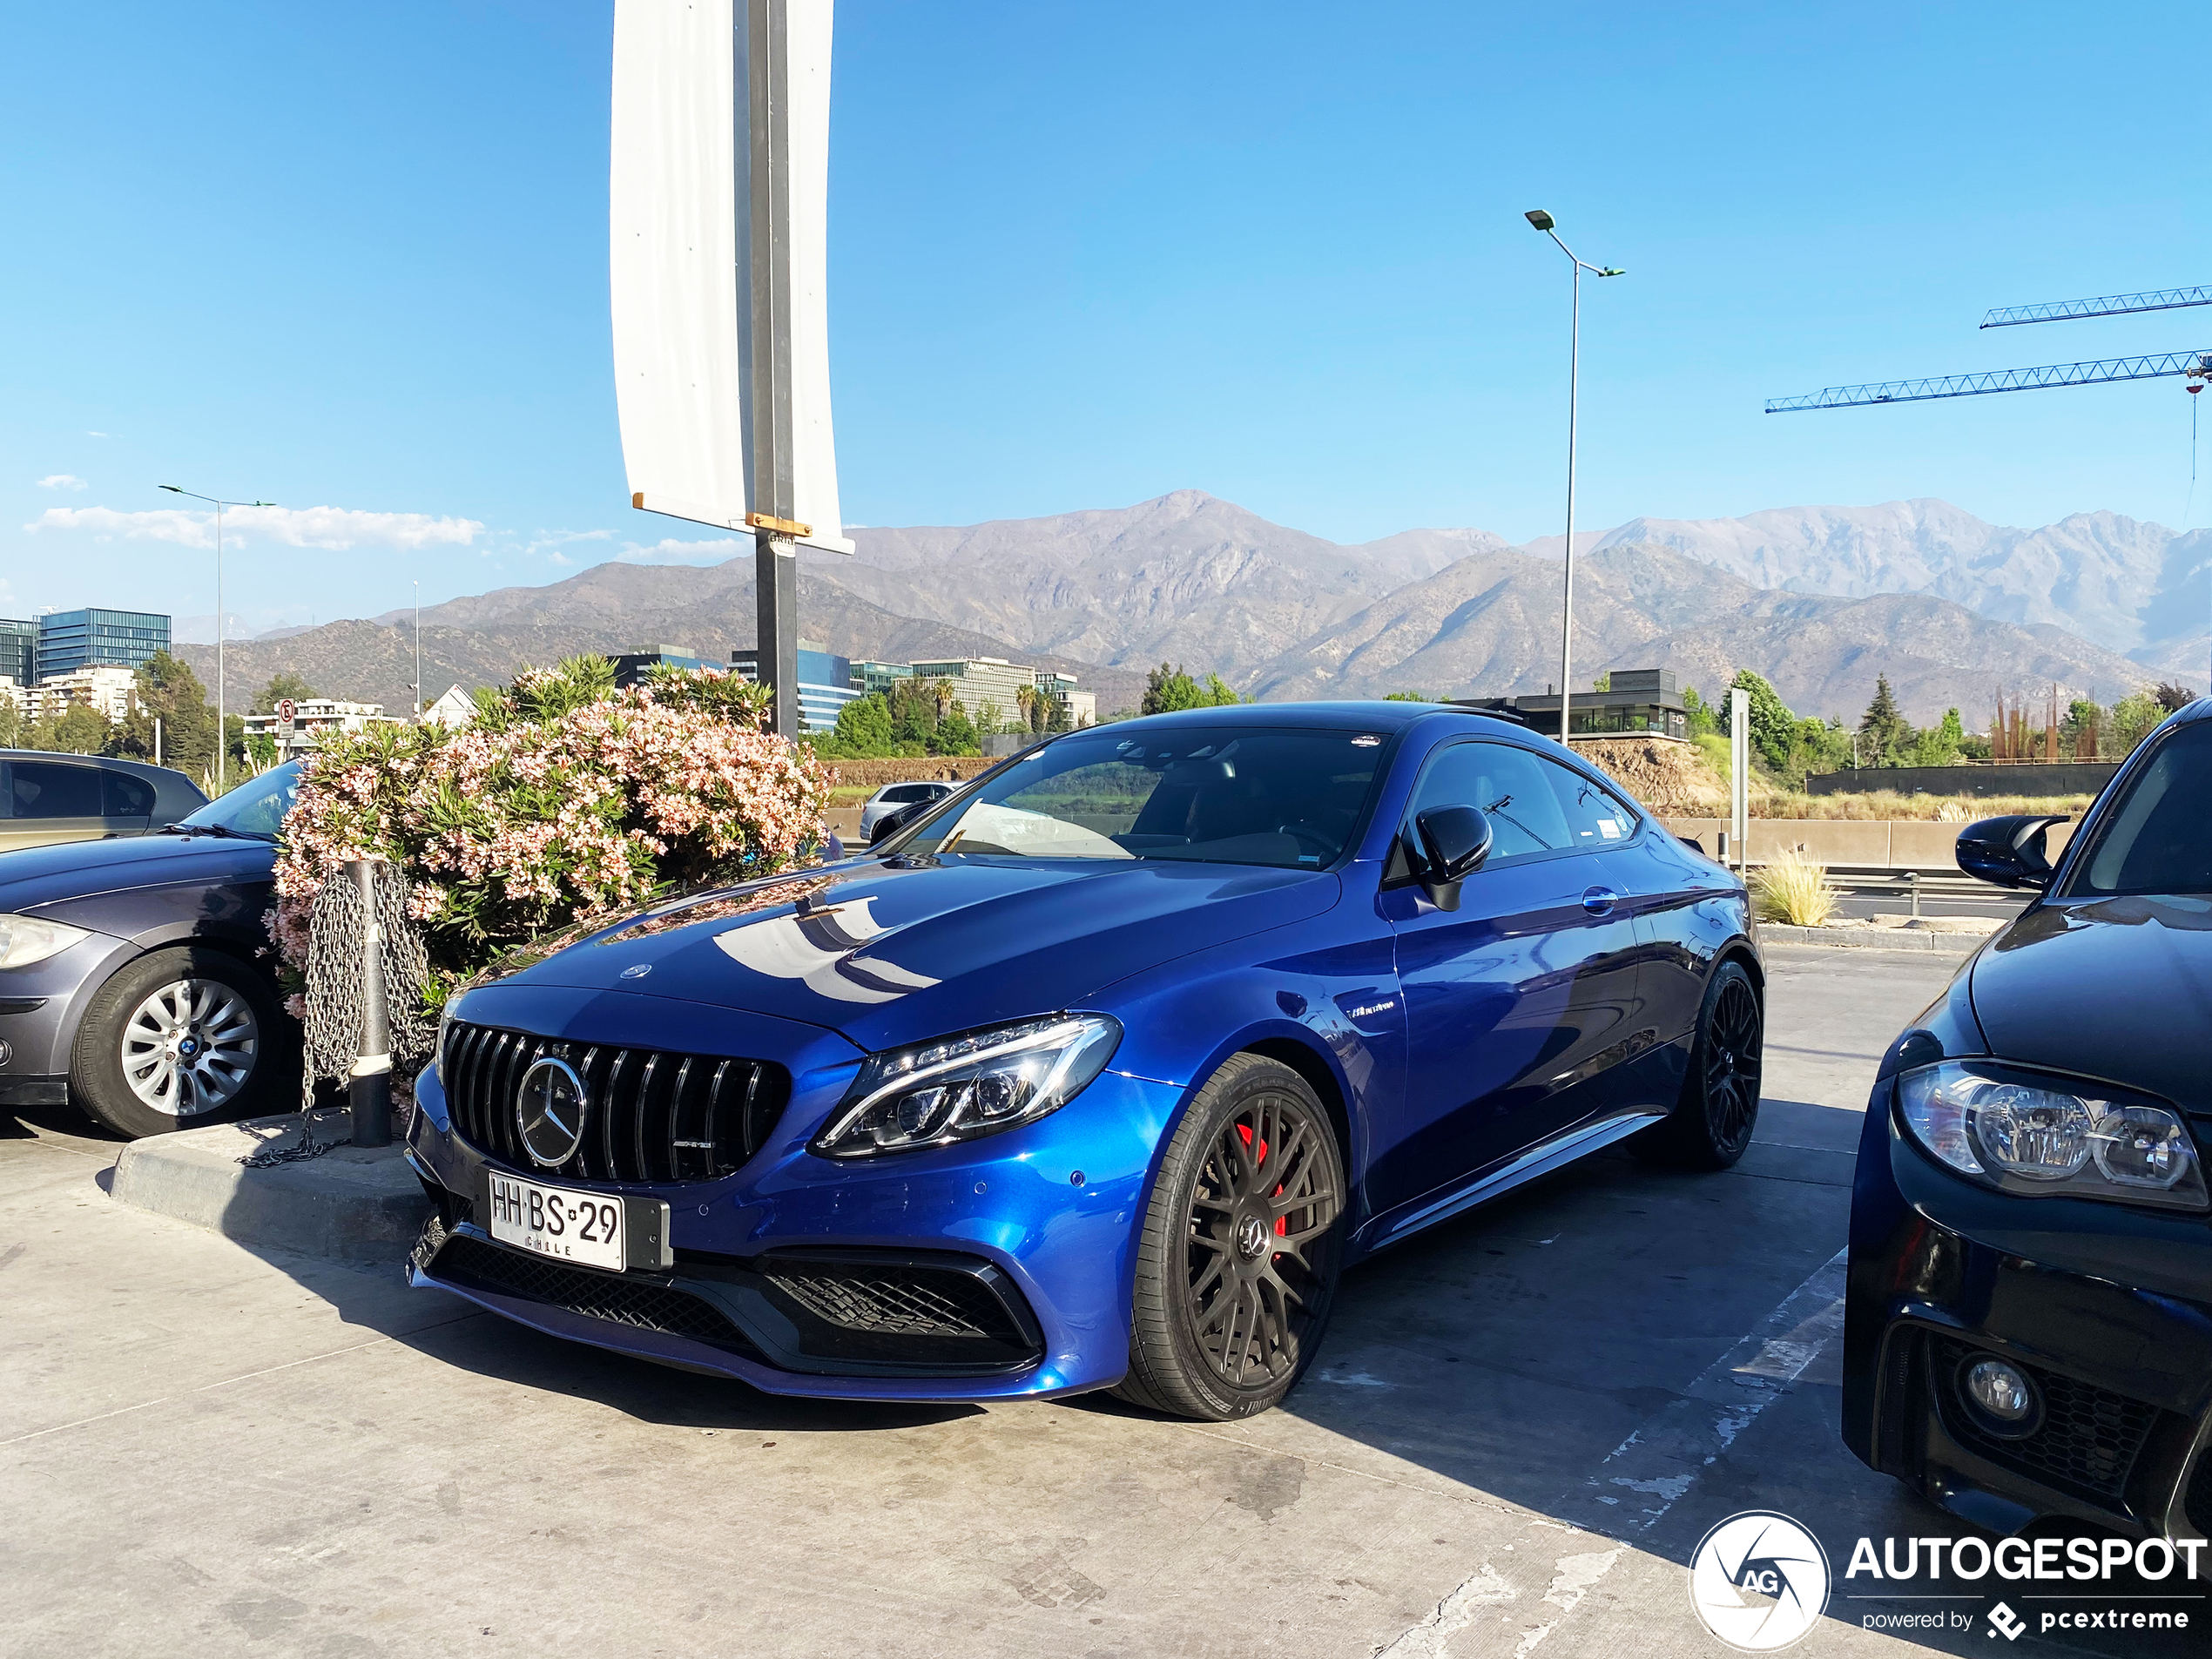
[1352,1109,1665,1257]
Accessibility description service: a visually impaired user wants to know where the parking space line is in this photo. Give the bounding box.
[1372,1246,1850,1656]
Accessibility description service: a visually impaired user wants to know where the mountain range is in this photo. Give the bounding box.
[175,490,2202,729]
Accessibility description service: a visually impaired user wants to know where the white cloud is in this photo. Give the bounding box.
[37,474,87,491]
[616,536,750,566]
[25,502,486,551]
[85,430,108,438]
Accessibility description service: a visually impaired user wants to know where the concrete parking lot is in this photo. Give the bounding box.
[0,946,2183,1657]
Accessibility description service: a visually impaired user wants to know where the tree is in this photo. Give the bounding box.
[889,679,939,748]
[1908,707,1968,768]
[0,697,19,748]
[1139,664,1242,715]
[1721,669,1796,773]
[251,670,318,715]
[50,704,111,754]
[109,651,218,776]
[819,692,897,758]
[934,702,980,755]
[2110,690,2168,754]
[1383,691,1431,704]
[1680,685,1717,739]
[2155,682,2199,714]
[1856,675,1914,768]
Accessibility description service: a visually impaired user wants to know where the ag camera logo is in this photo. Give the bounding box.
[1689,1511,1832,1651]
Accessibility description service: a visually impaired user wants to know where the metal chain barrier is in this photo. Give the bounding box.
[300,860,434,1116]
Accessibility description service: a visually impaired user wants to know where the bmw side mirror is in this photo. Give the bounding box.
[1956,813,2070,891]
[1414,806,1493,912]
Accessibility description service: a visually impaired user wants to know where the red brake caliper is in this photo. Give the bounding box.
[1237,1123,1290,1237]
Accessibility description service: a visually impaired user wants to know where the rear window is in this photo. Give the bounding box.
[2066,720,2212,896]
[880,784,937,804]
[105,769,155,818]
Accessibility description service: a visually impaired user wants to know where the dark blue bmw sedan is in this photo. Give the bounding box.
[408,703,1762,1420]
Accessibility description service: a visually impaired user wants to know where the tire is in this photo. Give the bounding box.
[69,947,293,1139]
[1116,1053,1346,1420]
[1639,958,1764,1170]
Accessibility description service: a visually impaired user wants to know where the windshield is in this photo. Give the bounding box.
[178,761,301,841]
[2065,720,2212,896]
[892,726,1389,869]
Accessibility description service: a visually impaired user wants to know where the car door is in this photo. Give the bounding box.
[1,758,111,852]
[1368,738,1645,1214]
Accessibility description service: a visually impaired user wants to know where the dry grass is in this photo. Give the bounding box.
[1570,737,2094,821]
[1753,789,2096,821]
[1750,852,1838,927]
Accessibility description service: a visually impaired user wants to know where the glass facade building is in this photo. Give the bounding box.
[728,640,860,733]
[36,609,172,679]
[0,617,34,687]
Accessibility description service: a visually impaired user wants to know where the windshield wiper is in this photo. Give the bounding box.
[161,823,256,840]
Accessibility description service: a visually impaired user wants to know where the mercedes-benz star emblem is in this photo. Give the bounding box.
[516,1056,589,1169]
[1236,1215,1269,1260]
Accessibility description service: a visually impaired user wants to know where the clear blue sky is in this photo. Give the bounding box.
[4,1,2208,637]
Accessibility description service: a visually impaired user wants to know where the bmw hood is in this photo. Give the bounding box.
[468,855,1340,1052]
[0,832,274,915]
[1969,897,2212,1113]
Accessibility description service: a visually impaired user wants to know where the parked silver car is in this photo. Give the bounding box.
[857,779,955,840]
[2,752,207,855]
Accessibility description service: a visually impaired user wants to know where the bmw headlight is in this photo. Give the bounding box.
[0,914,91,971]
[1898,1061,2209,1211]
[811,1014,1123,1158]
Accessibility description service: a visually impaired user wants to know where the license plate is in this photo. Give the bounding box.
[486,1171,625,1271]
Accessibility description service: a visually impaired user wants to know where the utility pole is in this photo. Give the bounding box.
[748,0,801,738]
[1524,211,1624,745]
[159,485,273,792]
[414,580,422,720]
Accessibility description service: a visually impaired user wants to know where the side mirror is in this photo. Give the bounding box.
[1956,813,2070,891]
[1414,806,1493,912]
[869,802,922,846]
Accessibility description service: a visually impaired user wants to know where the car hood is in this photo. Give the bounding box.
[469,854,1341,1053]
[1970,897,2212,1110]
[0,832,275,915]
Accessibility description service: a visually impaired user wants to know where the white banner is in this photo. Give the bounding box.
[610,0,850,554]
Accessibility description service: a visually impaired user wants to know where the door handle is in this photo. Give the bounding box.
[1581,887,1618,915]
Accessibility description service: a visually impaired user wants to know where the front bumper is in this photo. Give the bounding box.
[0,930,135,1107]
[406,985,1182,1403]
[1843,1079,2212,1539]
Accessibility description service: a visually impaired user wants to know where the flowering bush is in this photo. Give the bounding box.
[270,657,835,1008]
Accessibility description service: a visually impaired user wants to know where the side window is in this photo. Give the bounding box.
[1403,742,1575,867]
[1534,755,1640,849]
[10,760,104,819]
[105,768,156,819]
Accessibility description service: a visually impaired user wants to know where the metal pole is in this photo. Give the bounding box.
[215,501,225,794]
[1730,686,1750,872]
[153,716,162,767]
[1560,257,1580,745]
[749,0,801,740]
[346,858,393,1148]
[414,580,421,718]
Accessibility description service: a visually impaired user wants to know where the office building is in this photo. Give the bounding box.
[37,608,171,679]
[1458,666,1689,740]
[729,639,861,733]
[612,646,725,688]
[0,617,35,688]
[1032,671,1096,729]
[849,660,914,699]
[907,658,1039,726]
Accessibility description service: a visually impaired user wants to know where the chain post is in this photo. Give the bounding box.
[347,858,394,1148]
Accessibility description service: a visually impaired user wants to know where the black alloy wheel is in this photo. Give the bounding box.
[1640,958,1764,1170]
[1117,1054,1345,1420]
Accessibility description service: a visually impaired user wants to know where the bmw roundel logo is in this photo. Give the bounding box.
[516,1056,590,1169]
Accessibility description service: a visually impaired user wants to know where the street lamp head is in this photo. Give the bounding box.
[159,484,182,493]
[1524,209,1556,232]
[1597,266,1626,277]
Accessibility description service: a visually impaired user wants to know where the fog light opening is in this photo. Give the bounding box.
[1959,1352,2041,1440]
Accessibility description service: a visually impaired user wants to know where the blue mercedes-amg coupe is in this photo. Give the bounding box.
[407,703,1761,1420]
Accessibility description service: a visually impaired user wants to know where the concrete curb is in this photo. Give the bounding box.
[109,1106,430,1264]
[1761,924,1980,953]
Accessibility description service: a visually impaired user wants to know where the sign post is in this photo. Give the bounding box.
[610,0,852,739]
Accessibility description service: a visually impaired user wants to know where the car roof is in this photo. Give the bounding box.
[0,749,209,812]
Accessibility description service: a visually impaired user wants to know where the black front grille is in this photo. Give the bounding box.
[764,1259,1022,1342]
[1933,1337,2162,1504]
[434,1233,762,1359]
[442,1021,788,1184]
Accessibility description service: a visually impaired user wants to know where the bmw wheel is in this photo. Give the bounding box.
[1639,958,1763,1170]
[1117,1053,1345,1420]
[70,947,292,1139]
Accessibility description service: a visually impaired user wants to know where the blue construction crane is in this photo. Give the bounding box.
[1767,283,2212,413]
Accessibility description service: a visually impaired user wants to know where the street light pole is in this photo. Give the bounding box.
[1523,211,1623,746]
[414,580,421,720]
[159,485,273,792]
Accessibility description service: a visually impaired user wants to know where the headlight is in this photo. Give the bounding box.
[811,1014,1122,1158]
[0,914,91,971]
[435,992,468,1072]
[1898,1061,2209,1211]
